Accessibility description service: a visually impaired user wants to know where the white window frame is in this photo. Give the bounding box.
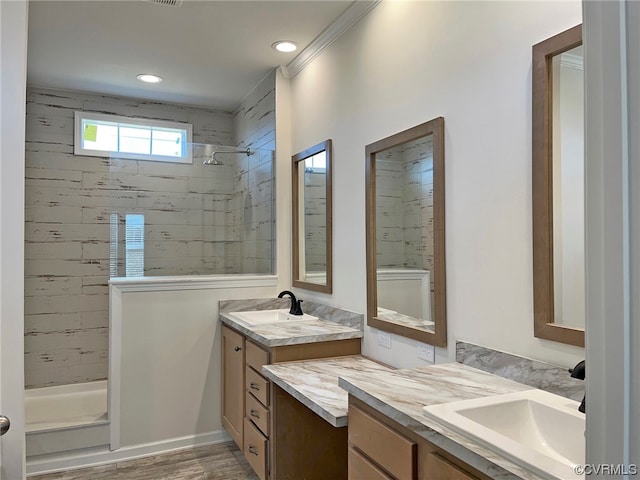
[74,111,193,164]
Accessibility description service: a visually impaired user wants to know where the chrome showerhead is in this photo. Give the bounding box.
[202,145,253,166]
[204,152,223,166]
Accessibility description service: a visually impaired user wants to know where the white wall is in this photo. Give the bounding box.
[111,280,277,449]
[288,0,584,368]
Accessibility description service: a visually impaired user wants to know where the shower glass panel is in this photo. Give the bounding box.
[108,143,275,277]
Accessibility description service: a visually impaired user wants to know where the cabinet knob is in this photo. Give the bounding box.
[248,445,259,455]
[234,346,241,352]
[250,409,260,419]
[250,382,260,390]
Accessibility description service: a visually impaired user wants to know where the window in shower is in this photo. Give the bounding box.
[74,111,193,164]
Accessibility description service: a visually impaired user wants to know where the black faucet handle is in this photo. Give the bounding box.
[569,360,586,380]
[569,360,586,414]
[291,299,304,316]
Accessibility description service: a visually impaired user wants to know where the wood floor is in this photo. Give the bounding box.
[30,442,259,480]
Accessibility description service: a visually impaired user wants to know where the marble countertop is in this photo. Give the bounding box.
[339,363,545,480]
[219,312,363,348]
[261,355,394,427]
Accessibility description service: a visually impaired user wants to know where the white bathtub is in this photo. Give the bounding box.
[25,380,110,457]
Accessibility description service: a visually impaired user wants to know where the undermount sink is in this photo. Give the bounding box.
[422,389,585,480]
[227,309,318,327]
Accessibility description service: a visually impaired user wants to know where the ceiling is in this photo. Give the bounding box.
[27,0,356,110]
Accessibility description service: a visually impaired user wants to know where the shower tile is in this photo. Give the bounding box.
[25,258,110,279]
[25,293,109,316]
[24,312,83,334]
[26,168,82,188]
[25,242,83,261]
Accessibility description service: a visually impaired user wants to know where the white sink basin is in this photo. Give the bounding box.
[227,309,318,327]
[422,389,584,479]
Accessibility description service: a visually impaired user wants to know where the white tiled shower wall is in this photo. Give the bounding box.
[232,70,276,275]
[25,72,276,388]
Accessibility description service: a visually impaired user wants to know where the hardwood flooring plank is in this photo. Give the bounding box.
[30,442,258,480]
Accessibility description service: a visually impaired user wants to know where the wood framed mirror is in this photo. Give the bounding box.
[366,118,446,347]
[292,139,333,293]
[532,24,585,347]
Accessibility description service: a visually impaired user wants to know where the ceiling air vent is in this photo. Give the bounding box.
[144,0,183,7]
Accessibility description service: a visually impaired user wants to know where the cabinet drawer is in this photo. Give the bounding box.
[246,366,270,406]
[246,340,269,373]
[348,446,393,480]
[424,453,479,480]
[246,390,270,437]
[349,405,416,480]
[244,418,268,480]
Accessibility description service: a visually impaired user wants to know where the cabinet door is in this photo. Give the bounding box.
[222,325,245,448]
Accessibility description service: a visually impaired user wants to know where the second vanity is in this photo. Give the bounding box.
[263,358,583,480]
[219,300,584,480]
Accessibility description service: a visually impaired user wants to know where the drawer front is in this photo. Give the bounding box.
[246,340,269,373]
[246,366,270,406]
[348,446,393,480]
[424,453,479,480]
[246,390,270,437]
[349,406,416,480]
[244,418,268,480]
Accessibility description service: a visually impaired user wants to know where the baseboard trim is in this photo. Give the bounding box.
[26,430,232,476]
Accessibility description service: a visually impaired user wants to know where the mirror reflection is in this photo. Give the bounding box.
[376,136,435,331]
[532,24,584,347]
[292,140,332,293]
[552,45,584,329]
[366,118,446,347]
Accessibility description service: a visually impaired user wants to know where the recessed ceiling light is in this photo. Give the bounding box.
[272,41,298,53]
[137,74,163,84]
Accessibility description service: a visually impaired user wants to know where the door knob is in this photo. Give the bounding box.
[0,415,10,436]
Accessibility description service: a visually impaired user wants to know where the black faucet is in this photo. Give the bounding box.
[569,360,586,413]
[278,290,304,316]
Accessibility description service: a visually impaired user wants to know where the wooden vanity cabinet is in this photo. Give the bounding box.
[348,397,492,480]
[221,323,361,480]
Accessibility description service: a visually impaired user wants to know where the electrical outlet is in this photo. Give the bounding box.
[377,331,392,349]
[417,343,435,363]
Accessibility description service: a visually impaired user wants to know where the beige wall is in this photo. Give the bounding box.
[288,1,584,368]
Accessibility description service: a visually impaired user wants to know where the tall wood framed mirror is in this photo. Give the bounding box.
[532,24,585,347]
[292,139,333,293]
[366,118,446,347]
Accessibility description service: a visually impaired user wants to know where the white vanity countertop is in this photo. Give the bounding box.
[261,355,394,427]
[219,312,363,347]
[339,362,546,480]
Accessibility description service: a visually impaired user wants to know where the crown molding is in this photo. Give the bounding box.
[287,0,382,78]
